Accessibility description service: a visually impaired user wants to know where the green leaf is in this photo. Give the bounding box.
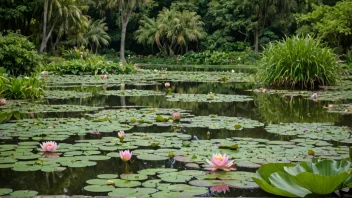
[269,172,311,197]
[252,177,297,197]
[292,172,349,195]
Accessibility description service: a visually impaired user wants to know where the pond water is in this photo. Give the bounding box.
[0,70,351,197]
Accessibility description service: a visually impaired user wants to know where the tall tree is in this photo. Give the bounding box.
[296,0,352,52]
[40,0,87,53]
[98,0,152,62]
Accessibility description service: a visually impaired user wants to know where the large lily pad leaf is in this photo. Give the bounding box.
[292,172,349,195]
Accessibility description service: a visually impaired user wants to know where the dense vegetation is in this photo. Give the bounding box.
[0,0,351,88]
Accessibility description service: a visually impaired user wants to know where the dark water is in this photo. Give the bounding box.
[0,80,351,197]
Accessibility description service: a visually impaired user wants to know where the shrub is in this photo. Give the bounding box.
[0,32,42,76]
[46,55,136,75]
[0,75,45,99]
[179,49,260,65]
[256,36,339,89]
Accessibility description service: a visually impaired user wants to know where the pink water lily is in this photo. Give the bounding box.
[172,112,181,121]
[205,153,236,171]
[29,85,33,89]
[165,82,170,88]
[102,74,108,79]
[40,141,59,151]
[0,99,6,105]
[120,150,132,162]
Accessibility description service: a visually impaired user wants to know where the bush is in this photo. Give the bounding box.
[130,49,260,66]
[0,32,42,76]
[256,36,339,89]
[180,49,260,65]
[0,75,45,99]
[46,55,136,75]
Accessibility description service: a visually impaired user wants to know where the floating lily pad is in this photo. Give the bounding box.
[0,188,12,196]
[108,188,157,197]
[84,185,115,192]
[137,154,169,161]
[100,89,164,96]
[120,174,148,181]
[10,190,38,197]
[97,174,119,179]
[113,179,141,188]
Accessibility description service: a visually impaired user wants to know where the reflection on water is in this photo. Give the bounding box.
[0,80,350,197]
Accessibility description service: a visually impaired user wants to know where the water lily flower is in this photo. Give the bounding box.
[118,131,126,140]
[29,85,33,89]
[209,92,215,97]
[172,112,181,121]
[0,99,6,105]
[165,82,170,88]
[210,184,230,194]
[231,69,235,73]
[90,131,101,135]
[120,150,132,162]
[41,71,47,75]
[328,104,333,109]
[106,180,114,185]
[311,92,317,99]
[102,74,108,79]
[205,153,236,171]
[237,57,241,61]
[40,141,59,152]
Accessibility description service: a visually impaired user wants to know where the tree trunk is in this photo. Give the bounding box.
[39,0,49,53]
[120,21,128,62]
[254,28,259,53]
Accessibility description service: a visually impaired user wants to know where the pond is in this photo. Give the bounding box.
[0,70,351,197]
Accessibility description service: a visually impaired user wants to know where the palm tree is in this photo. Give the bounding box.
[68,19,110,53]
[135,8,205,56]
[98,0,152,62]
[40,0,87,53]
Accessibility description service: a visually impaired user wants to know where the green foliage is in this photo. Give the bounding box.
[136,8,206,56]
[253,159,352,197]
[0,75,45,99]
[62,46,94,60]
[180,50,260,65]
[46,55,136,75]
[256,36,339,89]
[0,32,42,76]
[296,0,352,51]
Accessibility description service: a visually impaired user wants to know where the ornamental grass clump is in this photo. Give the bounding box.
[256,36,339,89]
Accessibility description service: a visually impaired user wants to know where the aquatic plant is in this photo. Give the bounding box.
[120,150,132,162]
[1,76,45,99]
[256,36,339,89]
[40,141,59,152]
[204,153,236,171]
[118,131,126,141]
[165,82,170,88]
[252,159,352,197]
[0,99,5,105]
[171,112,181,121]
